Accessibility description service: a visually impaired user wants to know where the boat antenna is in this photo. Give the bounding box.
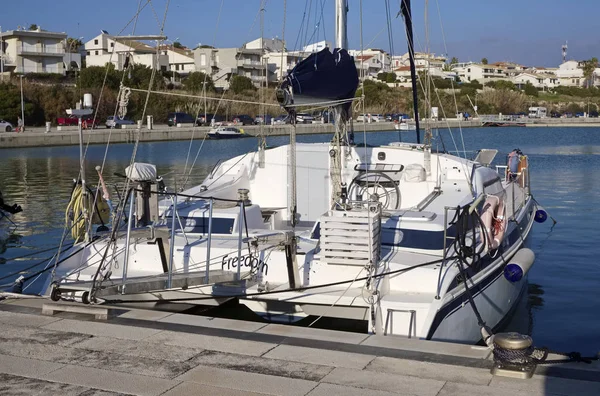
[399,0,421,143]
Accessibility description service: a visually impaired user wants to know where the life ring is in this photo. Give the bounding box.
[480,195,506,250]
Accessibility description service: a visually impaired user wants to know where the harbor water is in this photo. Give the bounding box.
[1,126,599,354]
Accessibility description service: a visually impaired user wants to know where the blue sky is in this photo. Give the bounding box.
[1,0,597,67]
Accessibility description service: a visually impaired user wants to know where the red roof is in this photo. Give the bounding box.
[356,55,374,61]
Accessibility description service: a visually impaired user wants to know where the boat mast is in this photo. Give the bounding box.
[335,0,348,49]
[330,0,349,208]
[400,0,421,144]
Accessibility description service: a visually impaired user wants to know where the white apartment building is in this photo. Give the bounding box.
[159,46,195,75]
[491,62,526,77]
[452,63,507,82]
[84,33,168,71]
[245,37,285,52]
[349,48,391,74]
[303,40,331,52]
[194,46,271,90]
[0,27,67,74]
[512,72,558,90]
[354,54,385,80]
[265,51,303,81]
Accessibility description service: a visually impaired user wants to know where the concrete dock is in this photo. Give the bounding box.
[0,297,598,396]
[0,120,483,149]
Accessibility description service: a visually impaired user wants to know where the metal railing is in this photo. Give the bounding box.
[435,163,531,299]
[119,189,249,294]
[18,45,65,55]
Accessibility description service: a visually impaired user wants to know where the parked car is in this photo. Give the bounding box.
[57,115,79,126]
[197,113,225,126]
[356,114,383,122]
[81,117,100,129]
[296,113,315,124]
[273,115,290,124]
[167,112,196,126]
[254,115,273,125]
[232,115,254,125]
[0,119,13,132]
[105,116,136,128]
[590,111,599,118]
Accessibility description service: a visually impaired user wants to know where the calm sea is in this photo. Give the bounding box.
[1,126,599,354]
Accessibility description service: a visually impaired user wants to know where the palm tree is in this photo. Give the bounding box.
[582,57,598,88]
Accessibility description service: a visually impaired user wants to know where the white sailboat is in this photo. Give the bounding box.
[39,0,547,343]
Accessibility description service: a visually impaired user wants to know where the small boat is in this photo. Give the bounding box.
[394,121,416,131]
[208,126,248,139]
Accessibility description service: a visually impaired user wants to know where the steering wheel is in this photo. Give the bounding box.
[348,172,401,210]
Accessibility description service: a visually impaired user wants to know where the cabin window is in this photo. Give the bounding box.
[378,152,386,161]
[173,216,235,234]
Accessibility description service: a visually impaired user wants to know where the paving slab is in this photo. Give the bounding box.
[258,324,369,344]
[366,356,493,385]
[72,336,204,362]
[0,309,63,327]
[145,330,275,356]
[0,353,64,378]
[360,335,492,359]
[116,310,174,321]
[72,350,199,379]
[42,318,163,340]
[0,372,96,396]
[306,383,412,396]
[161,382,272,396]
[0,337,90,364]
[490,374,600,395]
[176,365,318,396]
[40,365,179,396]
[191,350,333,381]
[437,381,546,396]
[264,345,375,369]
[321,367,446,396]
[0,322,92,346]
[157,313,267,332]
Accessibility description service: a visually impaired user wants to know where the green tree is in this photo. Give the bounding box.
[481,58,488,65]
[450,57,459,65]
[173,41,184,49]
[523,81,538,97]
[494,80,516,91]
[229,75,255,93]
[78,65,120,90]
[28,24,38,30]
[582,57,598,88]
[183,72,215,92]
[0,83,35,124]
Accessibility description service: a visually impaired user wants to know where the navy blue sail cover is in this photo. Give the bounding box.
[277,48,358,115]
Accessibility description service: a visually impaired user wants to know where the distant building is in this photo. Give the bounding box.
[349,48,391,77]
[84,33,168,71]
[303,40,331,52]
[452,63,507,82]
[159,45,195,75]
[265,51,303,81]
[194,46,270,90]
[512,72,558,90]
[0,27,67,74]
[245,37,286,52]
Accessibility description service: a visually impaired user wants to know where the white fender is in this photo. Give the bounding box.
[503,248,535,282]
